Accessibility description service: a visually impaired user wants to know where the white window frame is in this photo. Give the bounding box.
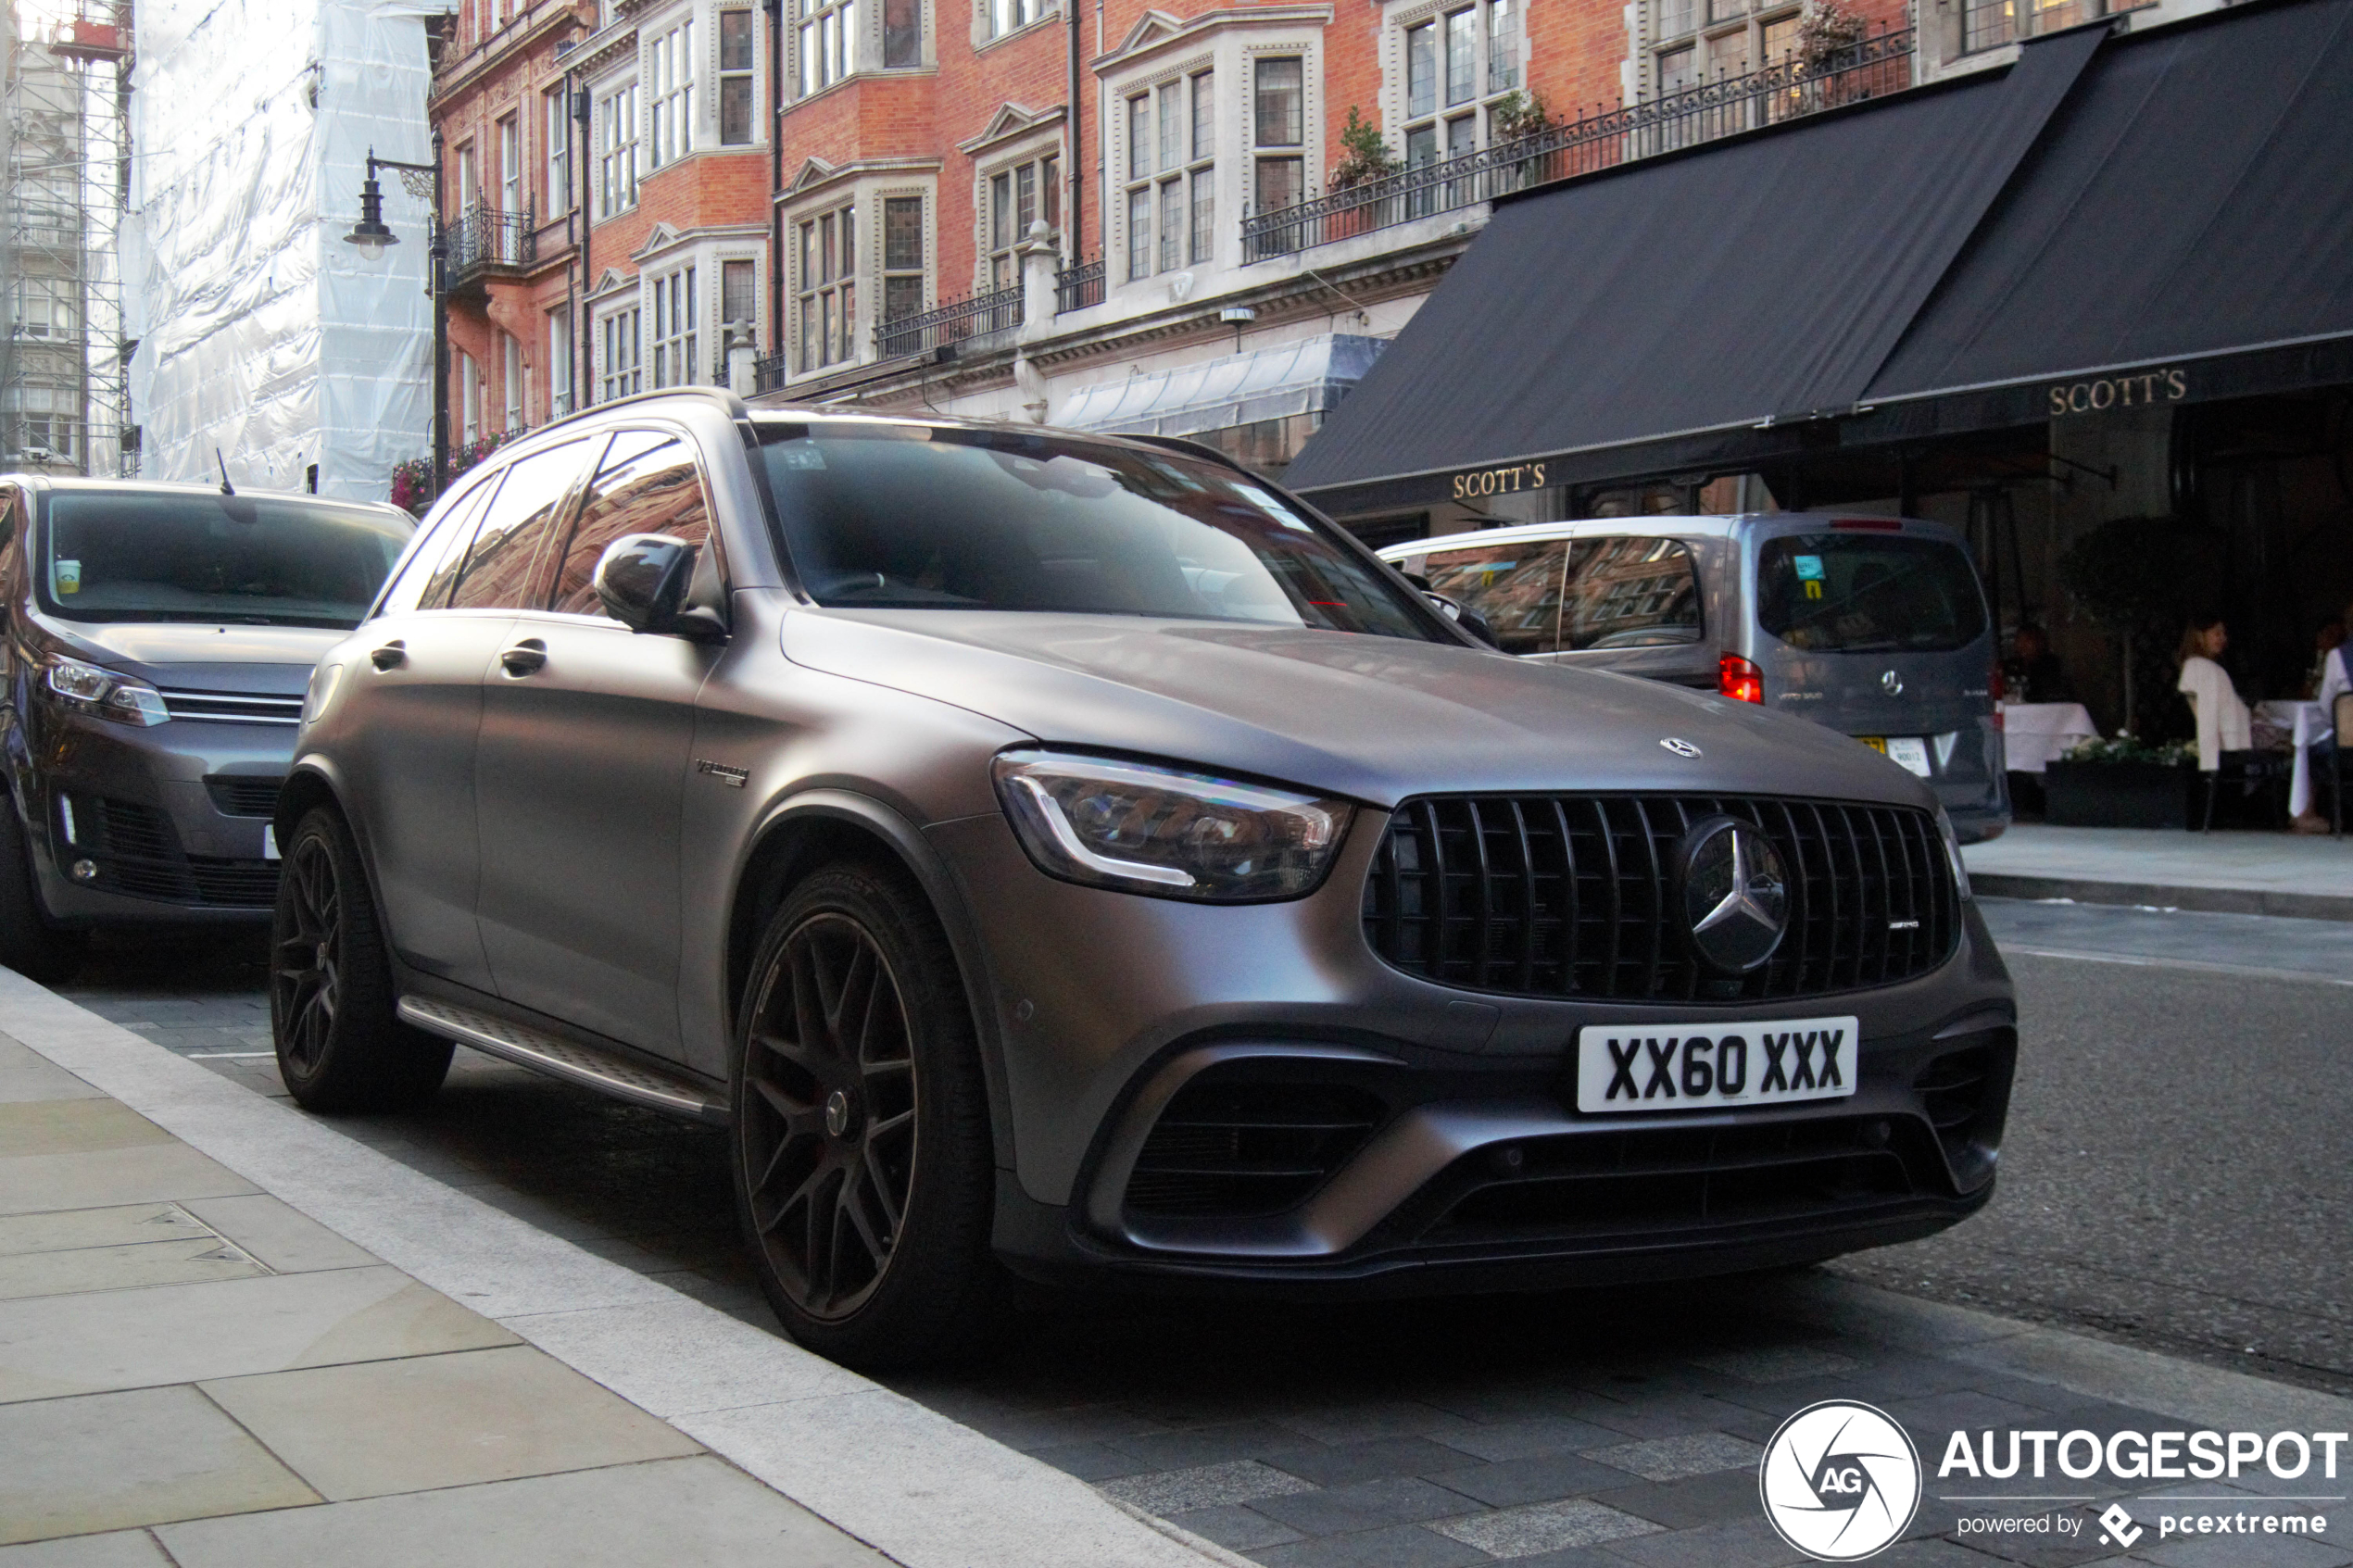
[650,266,699,387]
[1649,0,1800,96]
[599,305,642,401]
[548,305,574,418]
[501,330,525,430]
[1386,0,1526,190]
[547,87,573,212]
[719,255,760,338]
[980,144,1062,293]
[498,114,521,213]
[794,201,859,373]
[1116,58,1214,282]
[648,19,695,170]
[1247,51,1309,230]
[719,6,759,144]
[598,82,639,217]
[980,0,1054,44]
[778,173,935,383]
[460,350,482,444]
[795,0,858,98]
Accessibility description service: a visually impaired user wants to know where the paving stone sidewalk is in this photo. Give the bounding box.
[0,1029,887,1567]
[51,953,2353,1568]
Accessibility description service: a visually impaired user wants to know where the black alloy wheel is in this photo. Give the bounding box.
[269,807,452,1112]
[733,863,996,1369]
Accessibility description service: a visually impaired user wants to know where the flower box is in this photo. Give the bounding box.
[2042,759,2195,830]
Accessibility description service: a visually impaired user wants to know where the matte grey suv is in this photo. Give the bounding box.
[276,390,2016,1368]
[0,476,412,980]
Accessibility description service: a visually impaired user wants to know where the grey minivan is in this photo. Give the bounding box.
[1381,515,2010,842]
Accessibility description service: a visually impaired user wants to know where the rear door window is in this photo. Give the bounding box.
[1756,533,1987,652]
[449,440,592,610]
[547,432,714,617]
[1561,536,1703,650]
[1419,539,1570,654]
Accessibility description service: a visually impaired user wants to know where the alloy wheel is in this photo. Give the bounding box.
[740,911,919,1321]
[272,834,341,1073]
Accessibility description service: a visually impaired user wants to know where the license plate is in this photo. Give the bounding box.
[262,825,279,862]
[1859,735,1931,777]
[1575,1017,1860,1113]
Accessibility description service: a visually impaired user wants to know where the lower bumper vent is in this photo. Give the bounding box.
[71,797,279,909]
[1913,1045,1999,1160]
[1126,1081,1386,1219]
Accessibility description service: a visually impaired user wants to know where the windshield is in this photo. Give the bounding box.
[1755,533,1988,654]
[38,493,412,628]
[757,422,1443,639]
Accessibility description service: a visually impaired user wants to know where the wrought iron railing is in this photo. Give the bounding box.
[874,284,1024,359]
[1241,27,1913,262]
[1055,257,1105,314]
[753,351,790,394]
[444,198,536,282]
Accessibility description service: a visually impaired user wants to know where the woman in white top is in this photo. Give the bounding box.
[2174,615,2251,773]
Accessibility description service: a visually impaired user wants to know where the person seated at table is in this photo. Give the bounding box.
[2299,605,2353,832]
[2176,615,2254,769]
[2003,622,2072,704]
[2303,614,2345,700]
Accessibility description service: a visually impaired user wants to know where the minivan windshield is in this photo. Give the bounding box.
[1756,533,1988,654]
[38,493,412,628]
[757,422,1443,640]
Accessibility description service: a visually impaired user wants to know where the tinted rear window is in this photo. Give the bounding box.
[39,493,411,628]
[1756,533,1987,654]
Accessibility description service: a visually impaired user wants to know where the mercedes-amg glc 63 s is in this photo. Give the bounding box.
[274,390,2015,1368]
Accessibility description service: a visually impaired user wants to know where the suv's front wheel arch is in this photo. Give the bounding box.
[725,795,1013,1173]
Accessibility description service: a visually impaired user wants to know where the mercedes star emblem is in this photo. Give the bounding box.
[1881,669,1904,696]
[1677,817,1790,972]
[1659,737,1702,758]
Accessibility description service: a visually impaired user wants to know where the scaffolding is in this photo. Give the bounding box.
[2,1,131,477]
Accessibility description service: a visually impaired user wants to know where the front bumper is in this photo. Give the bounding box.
[929,809,2017,1294]
[19,708,291,928]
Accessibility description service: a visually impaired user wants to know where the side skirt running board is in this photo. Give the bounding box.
[396,996,728,1124]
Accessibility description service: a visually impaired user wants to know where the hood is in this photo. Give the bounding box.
[38,619,342,695]
[782,610,1939,811]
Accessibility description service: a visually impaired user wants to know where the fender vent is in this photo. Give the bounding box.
[1125,1081,1385,1219]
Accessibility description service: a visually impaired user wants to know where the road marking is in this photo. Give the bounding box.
[187,1051,277,1059]
[1998,944,2353,987]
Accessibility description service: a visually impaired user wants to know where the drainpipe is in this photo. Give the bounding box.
[767,0,786,378]
[573,70,590,406]
[1065,0,1081,266]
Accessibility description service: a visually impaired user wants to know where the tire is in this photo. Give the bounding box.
[0,798,87,985]
[270,806,452,1112]
[732,861,999,1370]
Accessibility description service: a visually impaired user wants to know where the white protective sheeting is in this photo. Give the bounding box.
[129,0,444,500]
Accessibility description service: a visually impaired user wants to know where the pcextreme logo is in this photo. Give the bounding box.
[1759,1401,1924,1562]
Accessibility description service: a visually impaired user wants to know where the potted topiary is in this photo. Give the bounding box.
[2042,734,2198,829]
[1323,107,1402,237]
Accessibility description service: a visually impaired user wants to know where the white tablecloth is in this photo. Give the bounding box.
[2000,701,2099,773]
[2256,699,2326,817]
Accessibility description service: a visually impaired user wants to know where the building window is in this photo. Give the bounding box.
[882,194,925,332]
[797,205,856,371]
[798,0,855,96]
[651,267,698,387]
[498,115,521,212]
[501,331,524,430]
[985,0,1052,40]
[601,307,642,400]
[546,87,573,211]
[1487,0,1516,89]
[1124,69,1214,282]
[884,0,919,64]
[986,154,1058,291]
[720,10,756,144]
[721,258,758,333]
[460,350,481,443]
[1399,2,1522,198]
[648,20,694,169]
[11,280,74,339]
[1252,56,1304,220]
[548,306,573,417]
[1655,0,1798,94]
[598,84,638,216]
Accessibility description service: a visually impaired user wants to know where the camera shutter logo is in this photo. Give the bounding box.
[1759,1400,1922,1561]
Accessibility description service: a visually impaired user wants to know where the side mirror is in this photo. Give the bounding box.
[594,533,725,639]
[1422,589,1501,649]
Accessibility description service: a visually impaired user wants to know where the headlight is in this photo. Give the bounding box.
[1936,807,1972,900]
[44,656,169,727]
[992,750,1352,902]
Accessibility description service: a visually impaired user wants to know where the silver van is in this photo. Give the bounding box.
[1380,514,2009,842]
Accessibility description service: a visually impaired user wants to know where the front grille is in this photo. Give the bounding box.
[204,775,284,818]
[1422,1115,1937,1244]
[157,688,304,725]
[1363,795,1958,1002]
[69,796,279,909]
[1126,1080,1386,1219]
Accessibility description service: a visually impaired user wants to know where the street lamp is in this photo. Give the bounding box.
[345,141,448,501]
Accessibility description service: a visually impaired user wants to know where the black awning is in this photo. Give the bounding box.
[1286,0,2353,515]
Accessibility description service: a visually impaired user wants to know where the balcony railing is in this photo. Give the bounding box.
[753,350,790,395]
[1055,257,1105,314]
[874,283,1024,360]
[443,198,535,285]
[1242,27,1912,263]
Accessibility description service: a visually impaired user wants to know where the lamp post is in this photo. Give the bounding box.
[345,137,448,501]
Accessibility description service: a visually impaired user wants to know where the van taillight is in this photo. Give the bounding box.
[1989,661,2007,703]
[1719,653,1764,705]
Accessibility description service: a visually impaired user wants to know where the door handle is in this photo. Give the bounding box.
[370,641,406,671]
[499,639,547,676]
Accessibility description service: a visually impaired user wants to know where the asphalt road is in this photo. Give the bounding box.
[50,898,2353,1400]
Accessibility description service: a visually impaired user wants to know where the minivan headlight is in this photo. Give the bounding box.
[1936,807,1972,900]
[44,656,169,727]
[992,750,1352,902]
